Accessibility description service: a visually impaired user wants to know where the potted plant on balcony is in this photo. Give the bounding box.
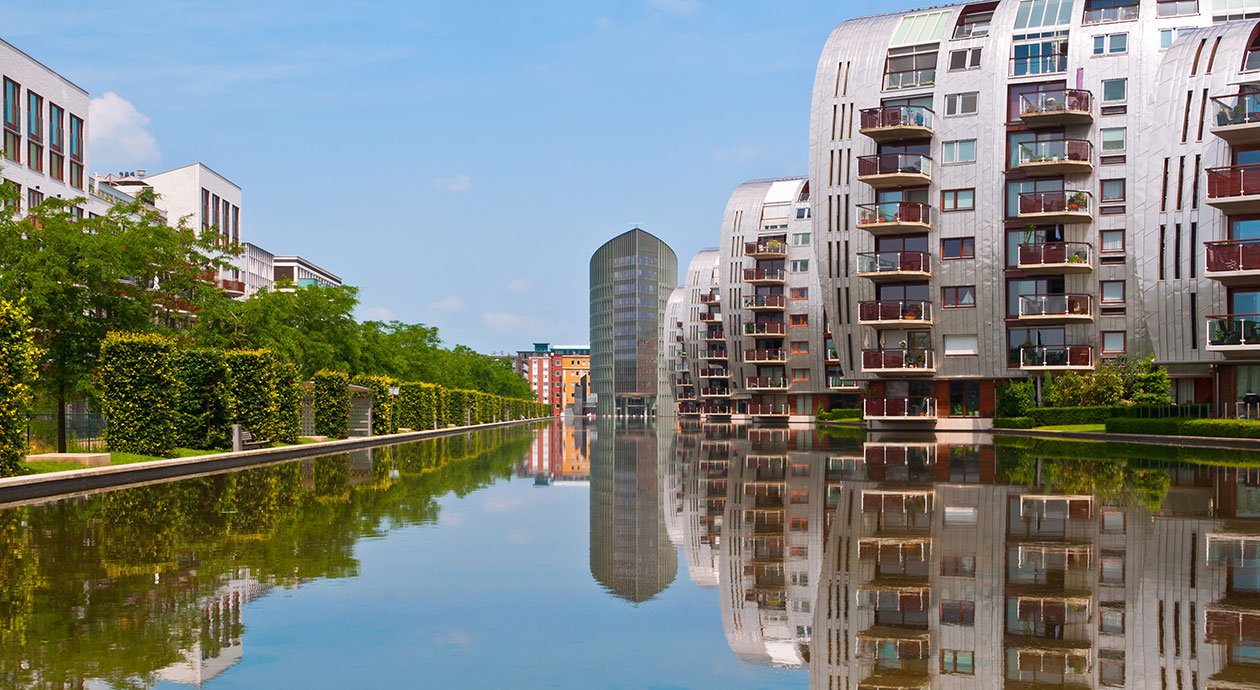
[1067,192,1089,211]
[903,304,923,320]
[1067,252,1087,264]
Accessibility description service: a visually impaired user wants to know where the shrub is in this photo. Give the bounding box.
[351,374,396,435]
[996,380,1035,418]
[994,417,1036,429]
[313,370,350,438]
[1028,406,1120,427]
[170,348,232,450]
[0,299,38,476]
[1107,417,1260,439]
[817,408,861,422]
[225,349,280,442]
[396,382,425,431]
[99,332,177,456]
[273,360,303,444]
[445,389,469,427]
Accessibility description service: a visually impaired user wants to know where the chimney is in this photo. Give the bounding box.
[137,169,146,178]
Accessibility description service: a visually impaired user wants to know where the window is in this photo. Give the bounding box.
[48,103,64,182]
[954,5,993,38]
[941,555,976,576]
[1157,0,1197,16]
[790,287,808,300]
[790,341,809,354]
[941,650,975,674]
[941,601,975,625]
[1084,0,1138,24]
[792,368,810,381]
[949,47,982,70]
[1102,78,1127,102]
[790,259,809,272]
[791,232,810,245]
[1160,27,1193,48]
[1101,229,1124,253]
[942,188,975,211]
[1101,179,1125,202]
[68,114,83,189]
[790,490,808,504]
[791,600,811,613]
[790,314,808,327]
[944,335,979,356]
[942,237,975,259]
[944,505,978,524]
[789,545,807,557]
[1012,36,1068,76]
[790,517,808,531]
[1014,0,1074,29]
[3,78,19,163]
[1101,127,1126,151]
[791,572,809,586]
[795,207,810,219]
[1101,609,1125,634]
[1100,555,1125,583]
[1101,280,1125,303]
[942,139,976,164]
[26,91,42,173]
[1093,33,1128,54]
[1102,331,1126,353]
[1100,657,1125,686]
[884,44,938,90]
[945,91,978,115]
[26,189,42,209]
[1102,509,1125,532]
[791,463,809,477]
[943,285,976,308]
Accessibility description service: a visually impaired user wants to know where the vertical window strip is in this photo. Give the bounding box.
[1190,38,1206,75]
[844,239,850,276]
[843,61,850,96]
[1207,36,1222,73]
[1190,222,1197,278]
[1190,292,1198,349]
[844,287,851,325]
[1161,158,1170,211]
[827,196,833,232]
[1192,154,1201,209]
[834,61,842,97]
[1176,156,1186,210]
[1159,225,1166,280]
[1175,223,1182,279]
[1197,87,1208,141]
[1181,91,1193,143]
[831,105,838,140]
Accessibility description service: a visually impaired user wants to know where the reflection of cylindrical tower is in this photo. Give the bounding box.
[589,420,678,603]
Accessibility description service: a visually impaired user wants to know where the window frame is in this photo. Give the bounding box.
[941,236,976,259]
[945,91,979,116]
[1102,330,1127,353]
[1100,178,1126,202]
[948,47,983,71]
[790,314,808,327]
[942,139,977,165]
[942,285,977,308]
[790,287,808,300]
[941,188,976,211]
[789,341,809,354]
[1100,279,1126,303]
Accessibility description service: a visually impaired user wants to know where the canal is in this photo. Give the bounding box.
[1,420,1258,688]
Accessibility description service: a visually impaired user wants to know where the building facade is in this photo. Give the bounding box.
[590,228,678,418]
[517,343,591,416]
[273,255,341,289]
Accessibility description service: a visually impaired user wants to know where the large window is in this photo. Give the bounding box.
[942,237,975,259]
[3,78,19,163]
[953,3,995,38]
[949,47,983,70]
[1012,36,1068,76]
[942,285,976,308]
[1007,277,1065,317]
[942,139,976,163]
[69,114,83,189]
[1008,327,1065,366]
[885,44,938,90]
[1006,178,1063,218]
[48,103,64,181]
[1014,0,1074,29]
[1157,0,1196,15]
[1083,0,1139,25]
[26,91,41,173]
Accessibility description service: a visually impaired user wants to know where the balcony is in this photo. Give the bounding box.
[745,240,788,259]
[1017,139,1094,176]
[744,321,786,336]
[1082,3,1139,24]
[699,349,729,360]
[218,278,246,297]
[743,268,786,285]
[1019,345,1095,370]
[1017,190,1093,224]
[701,289,721,305]
[1207,314,1260,352]
[1206,240,1260,285]
[1019,89,1093,127]
[856,152,932,189]
[699,311,722,323]
[744,348,786,363]
[1210,89,1260,145]
[699,367,730,378]
[701,329,725,341]
[745,376,788,391]
[1017,294,1093,323]
[858,105,934,143]
[748,403,791,417]
[1206,164,1260,214]
[1017,242,1093,273]
[677,391,697,400]
[856,251,931,281]
[861,348,936,375]
[857,299,933,328]
[676,378,693,387]
[825,348,840,362]
[855,201,931,235]
[828,376,862,390]
[700,387,731,398]
[743,294,786,311]
[864,397,938,421]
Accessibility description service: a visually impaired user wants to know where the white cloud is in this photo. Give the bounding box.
[482,312,526,330]
[88,92,160,170]
[433,174,471,193]
[711,143,766,165]
[432,296,467,312]
[507,279,532,294]
[363,306,395,321]
[650,0,699,13]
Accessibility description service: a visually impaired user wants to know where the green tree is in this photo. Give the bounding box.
[0,299,38,475]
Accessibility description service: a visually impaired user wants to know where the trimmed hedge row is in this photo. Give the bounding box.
[993,417,1036,429]
[0,299,38,476]
[170,348,232,450]
[273,361,303,445]
[1025,404,1212,427]
[226,350,280,442]
[817,408,861,422]
[313,370,350,439]
[1105,417,1260,439]
[352,374,397,436]
[100,333,177,456]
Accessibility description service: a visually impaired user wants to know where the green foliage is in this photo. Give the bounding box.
[351,374,397,435]
[1028,406,1118,427]
[225,349,280,442]
[993,417,1036,429]
[816,408,861,421]
[0,299,38,476]
[170,348,232,450]
[1044,356,1172,407]
[996,379,1035,418]
[99,333,177,456]
[273,360,304,444]
[444,389,470,427]
[1106,417,1260,439]
[313,370,350,439]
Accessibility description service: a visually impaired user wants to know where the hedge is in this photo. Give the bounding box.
[1027,404,1213,427]
[445,389,470,427]
[313,370,350,438]
[170,348,232,450]
[0,299,37,476]
[225,349,280,442]
[993,417,1036,429]
[273,360,303,444]
[100,332,177,456]
[996,380,1035,418]
[1106,417,1260,439]
[352,374,396,435]
[817,408,861,422]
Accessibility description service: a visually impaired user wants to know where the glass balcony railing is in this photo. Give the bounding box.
[864,398,937,419]
[1082,3,1139,24]
[828,376,860,389]
[1019,89,1092,118]
[858,105,934,132]
[744,322,786,336]
[884,68,935,91]
[1020,345,1093,368]
[745,240,788,256]
[856,201,931,227]
[1207,314,1260,347]
[702,329,725,340]
[745,376,788,390]
[1017,293,1093,319]
[856,152,932,178]
[1017,242,1092,267]
[1211,89,1260,128]
[858,299,933,324]
[1207,164,1260,200]
[743,294,786,309]
[1206,239,1260,273]
[1011,54,1067,77]
[862,348,934,371]
[1017,139,1093,166]
[743,268,787,283]
[856,251,930,275]
[1018,190,1093,216]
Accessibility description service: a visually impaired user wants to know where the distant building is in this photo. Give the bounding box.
[273,255,341,289]
[517,342,591,416]
[241,242,274,297]
[589,228,677,418]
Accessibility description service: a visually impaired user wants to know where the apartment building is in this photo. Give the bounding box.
[273,255,341,289]
[516,343,592,415]
[666,249,724,419]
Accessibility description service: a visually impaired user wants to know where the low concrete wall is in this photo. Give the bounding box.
[992,426,1260,451]
[0,417,551,508]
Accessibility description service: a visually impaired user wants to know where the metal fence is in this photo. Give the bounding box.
[25,412,107,453]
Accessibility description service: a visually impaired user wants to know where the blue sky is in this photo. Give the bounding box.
[8,0,920,353]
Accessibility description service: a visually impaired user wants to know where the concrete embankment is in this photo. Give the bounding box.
[992,426,1260,451]
[0,418,549,507]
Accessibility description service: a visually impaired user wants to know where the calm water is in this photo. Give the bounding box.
[2,421,1259,689]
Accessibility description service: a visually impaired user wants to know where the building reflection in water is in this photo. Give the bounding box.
[514,418,592,486]
[589,419,678,603]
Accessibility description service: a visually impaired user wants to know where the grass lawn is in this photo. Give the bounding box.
[22,447,222,475]
[1034,423,1107,432]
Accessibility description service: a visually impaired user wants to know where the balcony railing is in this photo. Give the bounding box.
[1206,164,1260,200]
[1206,240,1260,274]
[744,348,787,362]
[743,294,786,309]
[745,240,788,257]
[858,106,934,138]
[219,278,246,295]
[825,348,840,361]
[701,289,720,305]
[700,387,731,397]
[746,376,788,390]
[1018,293,1093,319]
[677,391,697,400]
[699,311,721,322]
[1207,314,1260,347]
[743,268,787,283]
[858,299,933,324]
[1018,190,1093,217]
[1017,242,1092,268]
[676,378,692,386]
[1082,3,1139,24]
[883,68,935,91]
[1017,139,1093,167]
[1011,54,1067,77]
[748,403,791,416]
[828,376,861,389]
[856,152,932,179]
[856,251,930,276]
[699,349,729,359]
[699,368,729,378]
[1019,89,1092,120]
[1210,89,1260,141]
[864,398,937,419]
[856,201,931,229]
[744,322,786,336]
[1020,345,1094,368]
[862,348,934,371]
[702,329,725,340]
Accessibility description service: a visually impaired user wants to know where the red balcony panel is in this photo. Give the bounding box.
[1206,240,1260,272]
[1207,164,1260,199]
